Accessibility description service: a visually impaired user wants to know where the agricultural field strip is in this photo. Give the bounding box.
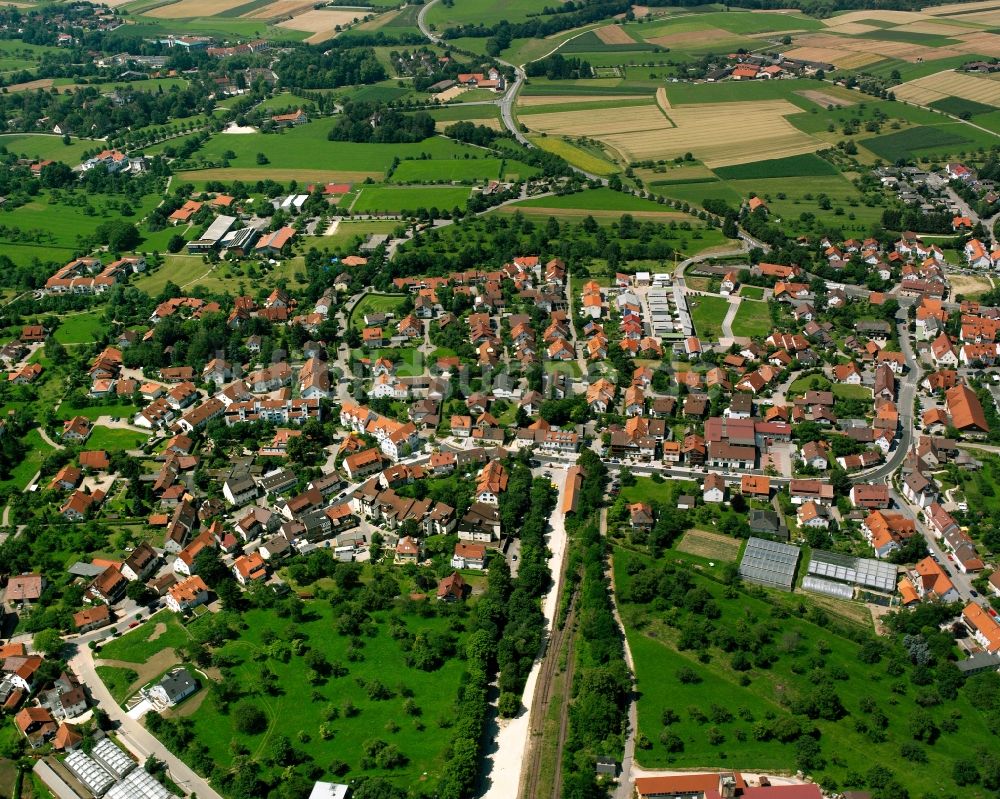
[277,8,373,32]
[524,99,823,168]
[894,69,1000,105]
[521,103,674,138]
[145,0,250,18]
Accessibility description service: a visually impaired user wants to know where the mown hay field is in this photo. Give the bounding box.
[525,99,821,167]
[779,45,883,68]
[517,93,643,106]
[822,9,928,24]
[595,24,635,44]
[645,26,741,47]
[523,104,671,138]
[244,0,315,18]
[895,20,982,34]
[277,8,369,33]
[822,21,882,34]
[926,0,1000,15]
[797,89,856,107]
[146,0,246,17]
[894,70,1000,106]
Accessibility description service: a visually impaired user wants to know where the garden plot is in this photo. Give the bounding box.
[894,70,1000,106]
[676,530,742,561]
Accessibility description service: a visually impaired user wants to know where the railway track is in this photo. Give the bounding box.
[519,586,579,799]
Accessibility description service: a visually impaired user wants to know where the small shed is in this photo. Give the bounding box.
[595,757,618,777]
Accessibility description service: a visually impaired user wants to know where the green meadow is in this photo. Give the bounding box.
[390,158,506,183]
[426,0,550,30]
[115,601,478,792]
[615,550,997,797]
[54,312,106,345]
[351,185,472,213]
[0,134,95,164]
[186,125,485,175]
[689,295,731,340]
[730,300,772,338]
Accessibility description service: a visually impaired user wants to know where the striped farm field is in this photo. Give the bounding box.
[926,0,1000,15]
[522,104,670,138]
[146,0,248,16]
[244,0,319,18]
[177,168,381,187]
[893,70,1000,106]
[822,21,882,34]
[517,94,643,106]
[595,24,636,44]
[780,46,883,68]
[524,100,821,168]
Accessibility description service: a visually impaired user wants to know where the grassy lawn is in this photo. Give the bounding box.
[349,294,408,332]
[389,158,506,183]
[299,220,401,256]
[729,300,770,338]
[184,126,482,177]
[740,286,765,300]
[56,402,136,421]
[832,384,872,400]
[351,185,472,214]
[132,257,215,296]
[86,426,149,451]
[0,191,162,252]
[96,665,140,704]
[620,476,699,506]
[614,548,996,796]
[688,294,730,340]
[353,347,424,377]
[788,374,832,395]
[1,428,53,491]
[181,602,472,791]
[0,133,94,164]
[97,613,190,663]
[54,312,106,345]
